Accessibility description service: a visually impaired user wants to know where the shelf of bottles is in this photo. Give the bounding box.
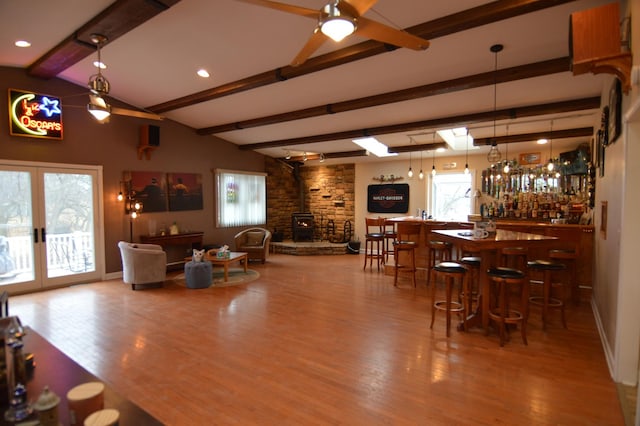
[480,150,595,222]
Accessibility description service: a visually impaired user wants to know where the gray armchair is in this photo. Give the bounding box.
[234,228,272,263]
[118,241,167,290]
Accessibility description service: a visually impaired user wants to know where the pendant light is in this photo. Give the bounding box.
[431,133,437,176]
[419,150,424,180]
[464,129,470,174]
[87,34,111,122]
[503,125,510,173]
[407,137,414,178]
[487,44,503,164]
[547,120,555,172]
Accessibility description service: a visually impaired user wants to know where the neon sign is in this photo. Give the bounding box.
[8,89,63,140]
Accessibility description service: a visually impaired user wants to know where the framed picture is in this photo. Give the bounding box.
[519,152,542,165]
[608,78,622,145]
[126,171,167,212]
[167,172,203,211]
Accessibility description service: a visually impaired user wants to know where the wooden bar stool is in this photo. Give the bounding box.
[430,261,468,336]
[459,256,481,312]
[487,267,529,346]
[527,260,567,330]
[548,248,579,305]
[427,240,453,287]
[500,246,528,270]
[392,222,422,287]
[382,219,397,264]
[363,217,385,271]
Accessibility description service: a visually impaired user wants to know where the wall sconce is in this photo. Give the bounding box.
[118,180,142,241]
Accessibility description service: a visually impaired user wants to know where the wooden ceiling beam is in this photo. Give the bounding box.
[149,0,576,114]
[197,57,569,135]
[473,127,594,145]
[238,97,600,151]
[388,142,449,154]
[27,0,181,79]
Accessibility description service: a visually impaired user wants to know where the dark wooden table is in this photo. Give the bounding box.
[0,327,162,425]
[431,229,559,330]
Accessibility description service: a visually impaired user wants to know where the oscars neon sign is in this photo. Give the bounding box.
[8,89,63,140]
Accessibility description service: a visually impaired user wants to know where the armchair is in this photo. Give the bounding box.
[118,241,167,290]
[234,228,272,263]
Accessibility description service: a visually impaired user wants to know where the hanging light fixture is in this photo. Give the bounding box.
[431,133,437,176]
[487,44,503,164]
[547,120,555,172]
[87,34,112,122]
[503,124,510,173]
[319,1,356,42]
[407,137,414,178]
[419,150,424,180]
[464,129,470,174]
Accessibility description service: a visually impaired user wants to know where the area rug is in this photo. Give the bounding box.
[170,267,260,288]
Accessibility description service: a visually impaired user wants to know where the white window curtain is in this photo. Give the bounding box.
[215,169,266,228]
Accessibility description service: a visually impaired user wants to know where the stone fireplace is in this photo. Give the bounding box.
[291,213,314,242]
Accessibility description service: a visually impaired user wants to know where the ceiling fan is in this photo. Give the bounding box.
[86,34,163,122]
[239,0,430,66]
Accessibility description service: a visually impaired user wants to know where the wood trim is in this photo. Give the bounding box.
[239,97,601,151]
[197,57,570,136]
[473,127,594,146]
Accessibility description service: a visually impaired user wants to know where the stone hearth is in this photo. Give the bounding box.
[271,241,348,255]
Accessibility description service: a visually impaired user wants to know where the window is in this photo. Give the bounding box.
[215,169,266,228]
[430,172,473,221]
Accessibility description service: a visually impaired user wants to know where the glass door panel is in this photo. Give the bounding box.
[0,169,37,290]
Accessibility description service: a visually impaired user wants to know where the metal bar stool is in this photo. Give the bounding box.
[427,240,453,287]
[487,267,529,346]
[430,261,468,336]
[527,259,567,329]
[549,248,579,305]
[363,217,385,271]
[393,222,422,287]
[382,219,397,264]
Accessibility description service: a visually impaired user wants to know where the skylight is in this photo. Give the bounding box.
[437,128,478,151]
[352,137,397,157]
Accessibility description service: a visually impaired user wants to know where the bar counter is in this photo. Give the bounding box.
[385,217,594,291]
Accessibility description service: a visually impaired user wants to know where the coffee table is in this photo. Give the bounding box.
[205,251,248,282]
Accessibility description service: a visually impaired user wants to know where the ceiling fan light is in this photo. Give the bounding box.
[320,3,355,42]
[87,102,111,121]
[88,73,110,96]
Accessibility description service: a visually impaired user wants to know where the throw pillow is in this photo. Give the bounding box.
[245,231,264,246]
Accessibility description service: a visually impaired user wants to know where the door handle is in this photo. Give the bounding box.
[34,228,38,244]
[41,228,46,243]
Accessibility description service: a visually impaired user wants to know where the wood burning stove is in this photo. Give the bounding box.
[292,213,314,242]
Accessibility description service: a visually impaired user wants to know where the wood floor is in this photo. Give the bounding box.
[10,254,625,425]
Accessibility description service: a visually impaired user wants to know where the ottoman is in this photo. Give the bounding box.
[184,261,212,289]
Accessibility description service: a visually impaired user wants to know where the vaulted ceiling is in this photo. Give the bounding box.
[1,0,613,164]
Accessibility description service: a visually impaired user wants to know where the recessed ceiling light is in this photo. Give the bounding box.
[197,69,210,78]
[537,138,549,145]
[93,61,106,69]
[15,40,31,48]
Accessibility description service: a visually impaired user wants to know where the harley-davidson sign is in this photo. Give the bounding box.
[367,184,409,213]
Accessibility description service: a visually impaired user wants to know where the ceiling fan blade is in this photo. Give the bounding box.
[291,29,328,66]
[237,0,319,19]
[356,16,429,51]
[344,0,377,16]
[111,107,164,121]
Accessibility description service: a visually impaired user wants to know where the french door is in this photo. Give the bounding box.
[0,161,103,294]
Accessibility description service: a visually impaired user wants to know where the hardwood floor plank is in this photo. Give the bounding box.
[10,254,624,425]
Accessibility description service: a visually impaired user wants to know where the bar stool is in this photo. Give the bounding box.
[548,248,579,305]
[500,247,528,270]
[392,222,422,287]
[486,267,529,346]
[427,240,453,287]
[527,260,567,329]
[459,256,481,312]
[430,261,468,336]
[363,217,385,271]
[382,219,397,263]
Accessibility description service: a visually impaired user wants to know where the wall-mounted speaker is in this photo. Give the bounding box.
[140,124,160,147]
